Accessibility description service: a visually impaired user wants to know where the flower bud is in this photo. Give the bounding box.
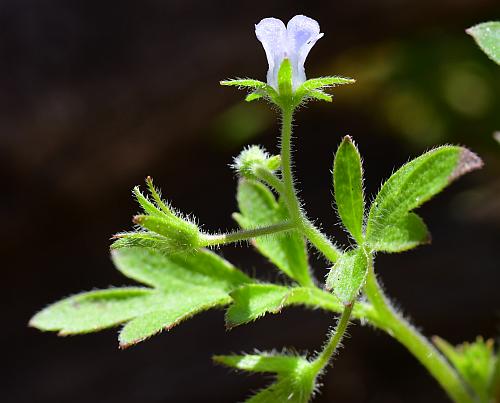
[233,145,281,179]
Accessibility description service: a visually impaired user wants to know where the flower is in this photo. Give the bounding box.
[255,15,323,91]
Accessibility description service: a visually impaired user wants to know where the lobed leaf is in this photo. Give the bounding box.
[235,180,312,286]
[366,146,482,251]
[30,248,251,347]
[326,248,369,305]
[333,136,365,243]
[467,22,500,65]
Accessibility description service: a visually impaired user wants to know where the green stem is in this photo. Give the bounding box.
[279,106,342,263]
[253,166,285,194]
[311,303,354,374]
[364,264,473,403]
[201,221,295,247]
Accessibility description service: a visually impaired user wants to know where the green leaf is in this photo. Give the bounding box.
[30,248,251,347]
[333,136,365,243]
[214,353,316,403]
[220,79,278,100]
[245,92,263,102]
[225,283,371,328]
[296,76,355,98]
[434,336,498,401]
[278,58,293,96]
[467,22,500,65]
[235,180,312,286]
[29,288,155,334]
[366,146,482,250]
[112,247,250,290]
[214,353,306,374]
[326,248,369,305]
[225,284,343,328]
[132,214,200,249]
[220,79,269,89]
[307,89,332,102]
[367,212,430,252]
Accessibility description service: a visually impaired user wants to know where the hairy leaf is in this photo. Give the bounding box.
[30,248,251,347]
[467,22,500,65]
[366,146,482,249]
[235,180,312,286]
[215,353,316,403]
[368,212,430,252]
[434,336,498,401]
[326,248,369,305]
[333,136,365,243]
[226,283,371,328]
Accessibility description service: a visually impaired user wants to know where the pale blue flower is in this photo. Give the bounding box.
[255,15,323,90]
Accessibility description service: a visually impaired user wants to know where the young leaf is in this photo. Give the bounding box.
[333,136,365,243]
[467,22,500,65]
[214,353,316,403]
[235,180,312,286]
[367,212,430,253]
[434,336,498,402]
[366,146,482,250]
[326,248,369,305]
[30,248,251,347]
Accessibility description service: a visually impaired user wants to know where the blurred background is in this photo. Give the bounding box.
[3,1,500,402]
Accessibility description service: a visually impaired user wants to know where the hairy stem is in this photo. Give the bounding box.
[311,303,354,374]
[364,263,474,403]
[201,221,295,247]
[279,107,342,262]
[253,166,285,194]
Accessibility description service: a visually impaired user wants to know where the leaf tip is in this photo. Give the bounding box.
[449,148,483,182]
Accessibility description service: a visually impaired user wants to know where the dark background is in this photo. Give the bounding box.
[3,1,500,402]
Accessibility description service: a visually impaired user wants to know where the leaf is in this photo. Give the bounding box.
[245,92,263,102]
[30,248,251,347]
[220,79,269,89]
[220,79,278,99]
[434,336,498,401]
[225,284,342,328]
[214,353,316,403]
[333,136,365,243]
[307,89,332,102]
[235,180,312,286]
[326,248,369,305]
[367,212,430,252]
[467,22,500,65]
[225,283,371,328]
[366,146,482,249]
[296,76,355,97]
[29,288,155,334]
[214,353,306,374]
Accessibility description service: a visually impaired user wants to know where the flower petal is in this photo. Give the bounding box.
[286,15,323,88]
[255,18,287,89]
